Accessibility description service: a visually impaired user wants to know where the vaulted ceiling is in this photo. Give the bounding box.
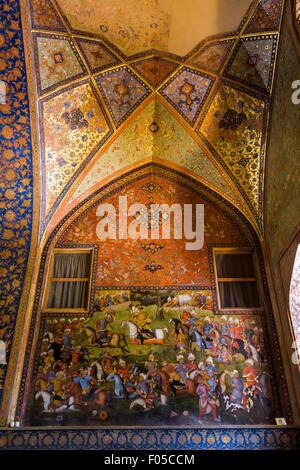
[54,0,253,56]
[24,0,285,240]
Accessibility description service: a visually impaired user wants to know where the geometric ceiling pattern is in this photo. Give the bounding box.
[24,0,285,237]
[39,80,112,217]
[187,40,235,74]
[223,34,278,92]
[61,99,240,219]
[75,38,121,74]
[159,67,216,127]
[32,33,87,94]
[131,58,179,89]
[197,81,269,219]
[52,0,255,57]
[244,0,283,33]
[95,66,152,127]
[56,0,171,56]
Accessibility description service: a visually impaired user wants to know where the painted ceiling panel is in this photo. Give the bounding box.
[60,98,240,223]
[33,33,86,94]
[152,100,239,204]
[75,38,121,73]
[158,67,216,127]
[55,0,170,56]
[244,0,283,33]
[197,81,268,224]
[223,34,278,93]
[131,57,179,88]
[23,0,285,238]
[95,66,153,127]
[187,39,235,74]
[30,0,66,32]
[65,99,156,207]
[40,80,112,219]
[55,0,253,56]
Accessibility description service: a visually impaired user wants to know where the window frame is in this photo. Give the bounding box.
[296,0,300,28]
[42,248,94,313]
[213,247,264,312]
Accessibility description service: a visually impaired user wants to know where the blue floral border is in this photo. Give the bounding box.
[0,426,299,450]
[0,0,33,404]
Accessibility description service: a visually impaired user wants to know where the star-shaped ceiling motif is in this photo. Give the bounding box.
[95,66,152,127]
[131,57,179,89]
[158,67,216,127]
[23,0,285,238]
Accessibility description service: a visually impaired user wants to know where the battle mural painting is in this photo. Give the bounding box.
[30,288,273,426]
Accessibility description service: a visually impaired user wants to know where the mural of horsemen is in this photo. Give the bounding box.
[31,289,274,426]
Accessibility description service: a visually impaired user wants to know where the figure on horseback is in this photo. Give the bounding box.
[130,305,153,340]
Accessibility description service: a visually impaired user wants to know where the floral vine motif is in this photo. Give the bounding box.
[141,242,165,254]
[218,108,247,131]
[61,108,88,131]
[90,50,105,60]
[237,156,251,168]
[143,261,164,273]
[178,79,200,111]
[147,121,160,134]
[113,79,131,109]
[133,202,170,231]
[247,54,259,66]
[140,182,162,194]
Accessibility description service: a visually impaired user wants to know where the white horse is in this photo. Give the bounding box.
[35,390,51,411]
[189,369,202,380]
[35,390,81,413]
[245,342,262,363]
[121,321,168,343]
[177,294,192,306]
[54,396,80,413]
[130,397,151,411]
[129,394,168,411]
[90,360,105,383]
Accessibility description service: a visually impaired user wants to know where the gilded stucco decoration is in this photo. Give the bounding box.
[55,0,171,56]
[21,0,284,238]
[197,81,269,225]
[62,99,238,218]
[40,80,112,222]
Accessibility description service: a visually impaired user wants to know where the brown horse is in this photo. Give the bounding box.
[169,318,191,348]
[80,326,97,345]
[99,333,129,353]
[153,370,175,397]
[175,379,197,396]
[219,334,233,354]
[86,388,110,408]
[67,379,110,408]
[68,380,83,405]
[81,324,129,353]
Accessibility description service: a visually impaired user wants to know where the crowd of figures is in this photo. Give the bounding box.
[33,302,272,425]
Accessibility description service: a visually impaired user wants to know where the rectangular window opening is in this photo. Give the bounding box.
[214,250,262,310]
[44,250,93,312]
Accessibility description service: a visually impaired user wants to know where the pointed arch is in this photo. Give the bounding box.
[15,162,292,425]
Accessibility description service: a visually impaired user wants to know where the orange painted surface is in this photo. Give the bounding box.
[60,175,248,287]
